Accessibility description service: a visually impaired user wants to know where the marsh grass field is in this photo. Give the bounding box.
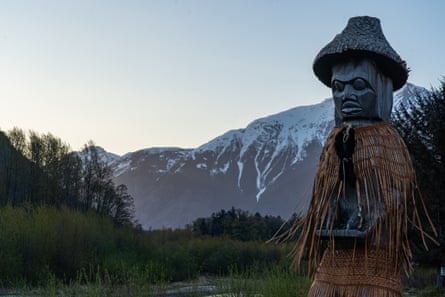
[0,205,308,296]
[0,266,312,297]
[3,267,445,297]
[0,206,443,297]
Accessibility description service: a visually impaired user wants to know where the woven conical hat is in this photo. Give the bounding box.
[313,16,408,91]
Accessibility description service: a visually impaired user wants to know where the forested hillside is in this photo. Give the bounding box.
[1,129,134,225]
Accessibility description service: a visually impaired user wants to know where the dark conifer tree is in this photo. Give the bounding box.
[392,78,445,263]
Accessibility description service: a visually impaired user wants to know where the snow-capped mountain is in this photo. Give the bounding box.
[105,83,427,229]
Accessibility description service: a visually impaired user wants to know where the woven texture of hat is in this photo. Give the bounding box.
[307,248,402,297]
[312,16,408,90]
[315,16,403,65]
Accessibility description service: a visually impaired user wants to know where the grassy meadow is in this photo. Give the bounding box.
[0,205,310,296]
[0,205,443,297]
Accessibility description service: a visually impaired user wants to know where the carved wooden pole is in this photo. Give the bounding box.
[288,16,436,297]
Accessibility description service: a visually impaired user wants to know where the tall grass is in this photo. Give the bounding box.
[4,204,439,297]
[215,264,310,297]
[9,264,310,297]
[0,205,291,290]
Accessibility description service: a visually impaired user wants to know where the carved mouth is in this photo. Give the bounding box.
[342,101,362,115]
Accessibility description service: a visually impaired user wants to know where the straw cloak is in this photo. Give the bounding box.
[291,121,435,297]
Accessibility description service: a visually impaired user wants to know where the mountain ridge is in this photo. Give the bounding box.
[102,83,428,229]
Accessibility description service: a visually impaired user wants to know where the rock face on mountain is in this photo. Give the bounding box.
[106,83,427,229]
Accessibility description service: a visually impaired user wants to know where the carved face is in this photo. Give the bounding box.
[331,59,380,125]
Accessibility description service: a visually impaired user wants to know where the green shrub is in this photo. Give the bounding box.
[0,205,292,288]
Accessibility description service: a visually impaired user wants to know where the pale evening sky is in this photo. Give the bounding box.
[0,0,444,155]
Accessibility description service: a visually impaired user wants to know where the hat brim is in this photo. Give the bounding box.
[313,50,408,91]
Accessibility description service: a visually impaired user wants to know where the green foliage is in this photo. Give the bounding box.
[392,79,445,265]
[0,205,142,286]
[0,205,291,288]
[2,129,136,226]
[216,265,311,297]
[259,265,311,297]
[0,204,440,295]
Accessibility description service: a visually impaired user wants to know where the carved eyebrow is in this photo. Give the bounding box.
[331,77,375,92]
[331,76,369,83]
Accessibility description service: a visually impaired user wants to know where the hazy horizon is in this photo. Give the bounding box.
[1,0,444,155]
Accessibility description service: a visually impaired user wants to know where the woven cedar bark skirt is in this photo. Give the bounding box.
[307,248,401,297]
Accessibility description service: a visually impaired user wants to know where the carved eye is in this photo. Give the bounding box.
[332,80,344,92]
[352,78,367,90]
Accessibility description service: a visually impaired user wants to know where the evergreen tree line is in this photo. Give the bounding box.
[0,128,134,225]
[392,78,445,264]
[191,207,294,241]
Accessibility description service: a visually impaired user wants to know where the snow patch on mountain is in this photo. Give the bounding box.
[237,161,244,188]
[105,82,424,204]
[114,159,131,176]
[210,162,230,175]
[197,104,329,199]
[393,83,430,111]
